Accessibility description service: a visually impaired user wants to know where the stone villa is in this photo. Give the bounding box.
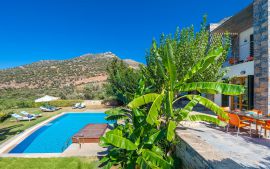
[209,0,270,115]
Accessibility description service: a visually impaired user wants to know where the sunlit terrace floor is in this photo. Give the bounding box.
[177,121,270,169]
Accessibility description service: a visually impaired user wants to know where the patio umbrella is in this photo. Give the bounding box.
[35,95,59,103]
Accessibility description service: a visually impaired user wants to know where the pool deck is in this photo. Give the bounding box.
[0,143,107,158]
[177,121,270,169]
[0,109,109,158]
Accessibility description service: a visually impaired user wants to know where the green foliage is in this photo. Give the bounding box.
[36,100,83,107]
[0,53,115,90]
[0,53,140,101]
[144,17,230,92]
[0,112,11,122]
[83,84,106,100]
[100,28,244,168]
[106,58,145,104]
[0,99,82,110]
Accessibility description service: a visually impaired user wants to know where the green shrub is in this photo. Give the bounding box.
[34,100,83,107]
[0,99,83,110]
[0,112,11,122]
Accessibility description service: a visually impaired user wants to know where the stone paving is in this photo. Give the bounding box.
[177,121,270,169]
[63,143,107,157]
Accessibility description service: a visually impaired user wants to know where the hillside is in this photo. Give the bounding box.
[0,52,141,100]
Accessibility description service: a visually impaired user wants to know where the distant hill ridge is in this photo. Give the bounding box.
[0,52,140,90]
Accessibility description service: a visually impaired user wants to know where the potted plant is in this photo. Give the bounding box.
[246,55,254,61]
[229,57,239,65]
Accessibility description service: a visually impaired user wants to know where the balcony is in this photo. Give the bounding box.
[223,60,254,78]
[223,55,253,68]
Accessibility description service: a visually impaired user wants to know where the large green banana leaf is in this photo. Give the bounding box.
[141,149,173,169]
[137,156,160,169]
[167,120,176,142]
[177,82,245,95]
[104,108,129,121]
[145,129,165,144]
[151,146,164,156]
[175,99,198,121]
[146,94,164,125]
[104,133,137,150]
[165,91,174,117]
[106,128,123,136]
[128,93,160,109]
[179,47,223,83]
[165,43,177,89]
[185,95,228,119]
[186,114,225,126]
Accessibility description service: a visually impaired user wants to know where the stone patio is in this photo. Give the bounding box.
[176,121,270,169]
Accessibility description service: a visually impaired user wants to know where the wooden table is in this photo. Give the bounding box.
[231,111,270,137]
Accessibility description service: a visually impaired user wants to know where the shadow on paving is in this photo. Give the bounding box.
[208,124,270,149]
[210,158,264,169]
[0,124,23,142]
[176,126,205,133]
[259,156,270,169]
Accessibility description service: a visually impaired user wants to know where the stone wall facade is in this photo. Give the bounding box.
[253,0,270,115]
[176,138,214,169]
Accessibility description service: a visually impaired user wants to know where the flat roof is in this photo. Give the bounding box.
[211,4,253,34]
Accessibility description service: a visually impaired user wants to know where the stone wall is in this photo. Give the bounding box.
[176,138,214,169]
[253,0,270,115]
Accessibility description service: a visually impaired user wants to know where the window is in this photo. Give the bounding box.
[250,34,254,57]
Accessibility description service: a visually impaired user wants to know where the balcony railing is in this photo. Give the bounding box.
[223,55,253,67]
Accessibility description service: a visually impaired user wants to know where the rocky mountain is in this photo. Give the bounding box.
[0,52,140,90]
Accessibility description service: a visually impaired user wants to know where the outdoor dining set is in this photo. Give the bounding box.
[218,107,270,138]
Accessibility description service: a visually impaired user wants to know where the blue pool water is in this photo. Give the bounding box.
[9,113,108,153]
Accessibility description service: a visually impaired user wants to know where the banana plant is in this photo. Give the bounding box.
[100,42,245,169]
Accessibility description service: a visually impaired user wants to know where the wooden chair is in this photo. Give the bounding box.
[259,121,270,138]
[227,113,251,136]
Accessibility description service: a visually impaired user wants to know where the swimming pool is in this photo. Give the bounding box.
[9,113,108,153]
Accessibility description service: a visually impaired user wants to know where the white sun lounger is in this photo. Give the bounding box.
[11,113,36,121]
[72,103,80,109]
[78,103,86,109]
[20,111,42,118]
[40,106,55,112]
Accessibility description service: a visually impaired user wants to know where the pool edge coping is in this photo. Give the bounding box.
[0,112,65,155]
[0,109,109,157]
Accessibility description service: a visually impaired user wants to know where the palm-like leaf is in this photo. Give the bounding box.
[185,95,228,119]
[146,130,165,144]
[137,156,159,169]
[177,82,245,95]
[186,114,225,126]
[128,93,160,109]
[165,91,174,117]
[151,146,164,156]
[141,149,173,169]
[167,120,176,142]
[179,47,223,83]
[146,94,164,125]
[105,108,129,121]
[165,43,177,89]
[175,99,199,121]
[104,133,137,150]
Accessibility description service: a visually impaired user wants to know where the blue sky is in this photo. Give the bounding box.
[0,0,252,69]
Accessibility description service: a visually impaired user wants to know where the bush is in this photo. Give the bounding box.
[34,100,83,107]
[0,99,34,109]
[0,112,11,122]
[0,99,83,110]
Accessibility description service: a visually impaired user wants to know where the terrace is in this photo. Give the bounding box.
[176,113,270,169]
